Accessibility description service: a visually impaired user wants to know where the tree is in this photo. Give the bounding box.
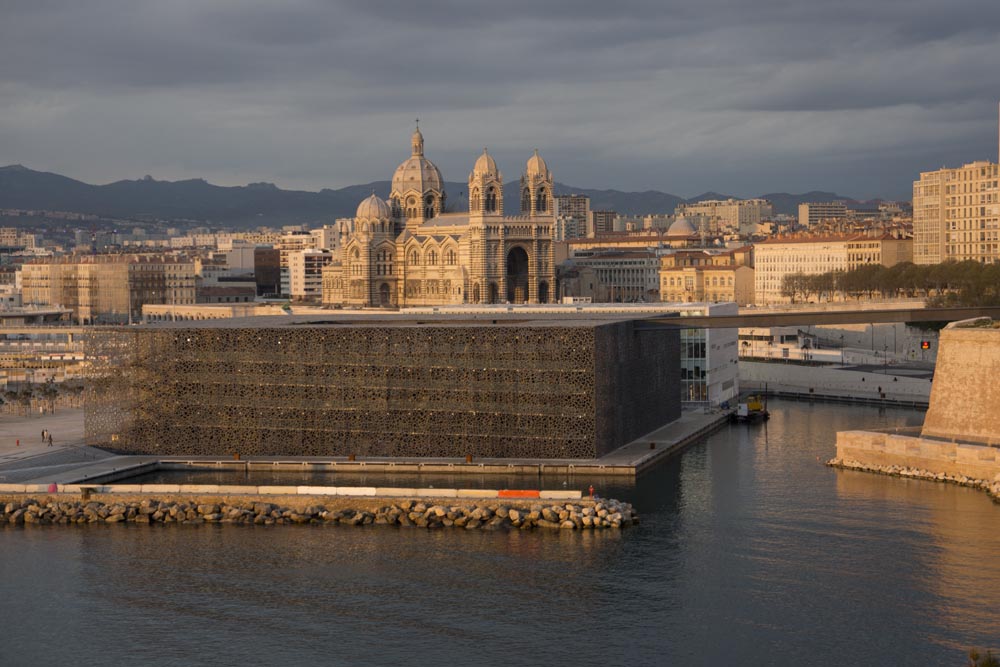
[969,649,1000,667]
[39,378,59,414]
[16,386,33,417]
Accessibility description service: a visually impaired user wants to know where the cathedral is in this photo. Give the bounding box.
[321,125,557,307]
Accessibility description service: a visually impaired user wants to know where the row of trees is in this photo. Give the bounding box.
[1,379,85,415]
[781,261,1000,306]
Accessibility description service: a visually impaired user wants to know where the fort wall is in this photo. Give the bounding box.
[832,320,1000,490]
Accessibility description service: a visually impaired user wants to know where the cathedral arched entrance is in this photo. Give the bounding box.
[506,247,529,304]
[488,282,499,304]
[378,283,391,307]
[538,281,549,304]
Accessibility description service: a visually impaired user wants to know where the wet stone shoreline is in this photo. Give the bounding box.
[1,496,638,530]
[828,458,1000,502]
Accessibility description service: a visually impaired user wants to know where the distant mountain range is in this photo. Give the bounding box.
[0,164,886,227]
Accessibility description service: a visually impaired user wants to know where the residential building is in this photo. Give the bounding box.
[798,202,848,228]
[20,254,196,323]
[591,210,616,236]
[555,194,590,238]
[288,249,333,303]
[754,233,912,304]
[913,160,1000,264]
[676,198,773,234]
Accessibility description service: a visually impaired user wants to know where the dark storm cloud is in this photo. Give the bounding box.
[0,0,998,200]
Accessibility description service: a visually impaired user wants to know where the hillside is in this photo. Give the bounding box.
[0,164,874,226]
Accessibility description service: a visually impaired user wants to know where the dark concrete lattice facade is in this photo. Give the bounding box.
[85,320,679,459]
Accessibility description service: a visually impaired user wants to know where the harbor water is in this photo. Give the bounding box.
[1,400,998,665]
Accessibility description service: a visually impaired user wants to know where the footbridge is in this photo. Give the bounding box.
[632,305,1000,330]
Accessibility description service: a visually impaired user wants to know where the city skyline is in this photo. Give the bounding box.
[1,1,999,200]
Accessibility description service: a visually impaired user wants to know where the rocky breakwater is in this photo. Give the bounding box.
[0,497,638,530]
[828,457,1000,503]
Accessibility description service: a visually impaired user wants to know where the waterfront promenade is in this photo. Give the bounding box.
[0,408,728,486]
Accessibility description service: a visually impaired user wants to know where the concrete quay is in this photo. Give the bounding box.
[0,408,729,487]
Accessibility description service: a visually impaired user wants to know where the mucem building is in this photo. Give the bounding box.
[85,314,680,459]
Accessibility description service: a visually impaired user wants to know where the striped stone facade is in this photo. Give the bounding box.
[322,128,557,308]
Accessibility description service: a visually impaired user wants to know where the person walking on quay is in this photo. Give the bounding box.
[47,433,53,447]
[41,429,47,442]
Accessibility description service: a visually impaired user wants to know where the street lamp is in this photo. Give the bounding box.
[840,334,845,366]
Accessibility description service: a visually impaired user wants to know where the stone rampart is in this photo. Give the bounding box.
[834,430,1000,482]
[922,325,1000,444]
[830,320,1000,495]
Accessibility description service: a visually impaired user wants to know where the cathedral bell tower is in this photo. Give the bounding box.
[520,149,553,217]
[468,148,503,215]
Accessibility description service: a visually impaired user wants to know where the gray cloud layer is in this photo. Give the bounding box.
[1,0,999,200]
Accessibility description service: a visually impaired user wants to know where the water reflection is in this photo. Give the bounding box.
[835,471,1000,652]
[0,400,996,666]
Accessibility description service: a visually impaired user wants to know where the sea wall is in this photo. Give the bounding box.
[827,456,1000,502]
[740,361,931,405]
[830,320,1000,496]
[0,493,637,530]
[834,430,1000,482]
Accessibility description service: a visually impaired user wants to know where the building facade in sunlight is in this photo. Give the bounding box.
[322,126,557,307]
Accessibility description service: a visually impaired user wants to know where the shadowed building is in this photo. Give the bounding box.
[84,313,681,459]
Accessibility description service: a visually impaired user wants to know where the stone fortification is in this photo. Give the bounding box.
[831,320,1000,492]
[833,430,1000,482]
[84,316,680,460]
[921,324,1000,444]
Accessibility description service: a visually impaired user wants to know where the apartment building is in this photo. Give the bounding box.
[20,254,196,323]
[798,202,848,228]
[287,249,334,303]
[676,198,773,234]
[754,233,912,304]
[555,194,590,239]
[913,160,1000,264]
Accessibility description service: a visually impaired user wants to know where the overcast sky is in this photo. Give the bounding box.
[2,0,999,200]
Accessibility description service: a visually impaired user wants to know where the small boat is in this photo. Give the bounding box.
[731,394,770,423]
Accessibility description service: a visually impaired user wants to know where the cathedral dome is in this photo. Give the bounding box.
[667,216,697,237]
[525,149,550,179]
[356,193,391,220]
[392,156,444,195]
[472,148,499,178]
[391,124,444,197]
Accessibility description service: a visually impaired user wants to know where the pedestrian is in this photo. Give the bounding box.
[47,433,53,447]
[41,429,47,442]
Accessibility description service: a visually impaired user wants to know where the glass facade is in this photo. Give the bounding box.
[680,328,708,402]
